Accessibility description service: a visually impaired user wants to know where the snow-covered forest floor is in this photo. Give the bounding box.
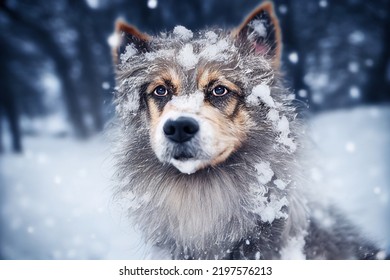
[0,133,147,259]
[1,105,389,259]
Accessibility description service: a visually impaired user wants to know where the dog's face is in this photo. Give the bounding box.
[145,65,250,174]
[113,2,281,174]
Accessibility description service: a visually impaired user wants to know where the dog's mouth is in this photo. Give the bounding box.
[170,144,197,161]
[167,145,207,174]
[173,151,194,161]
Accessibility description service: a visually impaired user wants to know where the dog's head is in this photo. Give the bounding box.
[113,2,282,174]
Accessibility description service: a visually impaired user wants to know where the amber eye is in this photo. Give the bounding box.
[212,86,228,97]
[153,85,168,97]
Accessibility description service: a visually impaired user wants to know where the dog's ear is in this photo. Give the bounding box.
[233,2,282,67]
[112,20,151,64]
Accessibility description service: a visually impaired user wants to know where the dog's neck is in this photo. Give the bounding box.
[115,131,308,259]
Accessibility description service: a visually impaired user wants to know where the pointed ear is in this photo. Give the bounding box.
[233,2,282,67]
[112,20,151,64]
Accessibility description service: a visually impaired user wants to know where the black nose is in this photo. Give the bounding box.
[163,117,199,143]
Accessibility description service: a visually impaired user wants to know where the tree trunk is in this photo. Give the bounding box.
[1,4,89,138]
[363,16,390,103]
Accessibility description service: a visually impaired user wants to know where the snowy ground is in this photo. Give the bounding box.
[0,135,147,259]
[309,105,390,249]
[0,105,389,259]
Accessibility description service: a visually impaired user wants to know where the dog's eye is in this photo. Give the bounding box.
[212,86,228,97]
[153,85,168,97]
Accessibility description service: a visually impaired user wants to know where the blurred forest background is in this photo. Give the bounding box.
[0,0,389,260]
[0,0,389,151]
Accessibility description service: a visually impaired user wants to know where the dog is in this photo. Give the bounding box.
[111,1,381,259]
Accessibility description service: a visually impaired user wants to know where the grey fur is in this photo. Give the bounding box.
[112,29,379,259]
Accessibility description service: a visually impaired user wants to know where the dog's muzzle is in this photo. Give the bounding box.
[156,115,208,174]
[162,116,200,161]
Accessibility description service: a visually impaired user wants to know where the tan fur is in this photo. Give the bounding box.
[223,98,238,116]
[147,69,182,95]
[202,104,248,165]
[148,99,162,134]
[197,68,242,94]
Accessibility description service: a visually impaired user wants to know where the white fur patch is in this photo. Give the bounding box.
[170,158,205,174]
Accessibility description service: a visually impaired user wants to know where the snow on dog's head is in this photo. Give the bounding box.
[112,3,292,174]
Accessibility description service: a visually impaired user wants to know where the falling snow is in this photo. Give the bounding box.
[348,31,365,45]
[288,52,299,64]
[102,82,110,90]
[107,32,120,48]
[348,62,359,73]
[319,0,328,8]
[365,59,374,67]
[349,86,360,99]
[147,0,158,9]
[278,5,288,14]
[345,141,356,153]
[298,89,308,98]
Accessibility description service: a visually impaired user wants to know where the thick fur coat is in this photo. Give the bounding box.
[111,2,380,259]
